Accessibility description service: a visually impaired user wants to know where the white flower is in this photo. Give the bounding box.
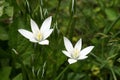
[18,16,53,45]
[62,37,94,64]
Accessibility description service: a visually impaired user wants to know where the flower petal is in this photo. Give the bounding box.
[38,40,49,45]
[80,46,94,56]
[63,37,73,52]
[74,38,82,51]
[68,58,77,64]
[18,29,34,40]
[62,50,71,58]
[42,29,53,39]
[78,56,88,60]
[29,38,38,43]
[31,19,40,33]
[40,16,52,32]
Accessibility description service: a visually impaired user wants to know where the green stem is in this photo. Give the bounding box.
[18,56,31,80]
[104,15,120,34]
[12,49,31,80]
[55,65,69,80]
[110,68,117,80]
[55,0,62,20]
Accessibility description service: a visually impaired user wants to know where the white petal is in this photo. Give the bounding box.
[63,37,73,52]
[80,46,94,56]
[42,29,53,39]
[78,56,88,60]
[40,16,52,32]
[38,40,49,45]
[62,50,71,58]
[74,38,82,51]
[31,19,40,33]
[29,38,38,43]
[18,29,34,40]
[68,58,77,64]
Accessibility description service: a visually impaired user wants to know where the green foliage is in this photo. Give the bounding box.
[0,26,8,40]
[0,0,120,80]
[13,73,23,80]
[0,67,11,80]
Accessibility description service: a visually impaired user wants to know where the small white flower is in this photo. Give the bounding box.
[62,37,94,64]
[18,16,53,45]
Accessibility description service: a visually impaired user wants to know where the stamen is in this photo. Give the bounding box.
[72,49,79,59]
[35,32,43,41]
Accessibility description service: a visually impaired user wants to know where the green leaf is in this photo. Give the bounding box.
[13,73,23,80]
[0,66,11,80]
[0,0,5,16]
[0,26,8,40]
[0,6,4,16]
[67,72,85,80]
[5,6,14,17]
[105,8,118,21]
[9,17,24,48]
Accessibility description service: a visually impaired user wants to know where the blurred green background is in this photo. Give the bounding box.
[0,0,120,80]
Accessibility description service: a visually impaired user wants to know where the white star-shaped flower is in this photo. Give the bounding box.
[62,37,94,64]
[18,16,53,45]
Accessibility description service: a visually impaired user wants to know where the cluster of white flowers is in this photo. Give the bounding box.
[18,16,94,64]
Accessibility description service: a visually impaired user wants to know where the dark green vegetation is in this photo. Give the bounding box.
[0,0,120,80]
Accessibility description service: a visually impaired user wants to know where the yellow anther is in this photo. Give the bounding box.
[35,32,43,41]
[72,49,79,59]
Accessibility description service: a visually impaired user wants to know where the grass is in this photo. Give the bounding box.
[0,0,120,80]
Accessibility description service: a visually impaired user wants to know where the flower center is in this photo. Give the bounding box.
[71,48,80,59]
[35,32,43,41]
